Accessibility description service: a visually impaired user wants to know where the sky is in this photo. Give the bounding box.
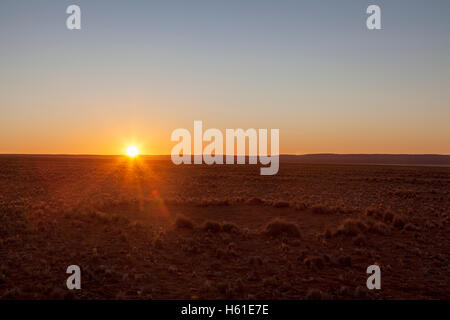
[0,0,449,155]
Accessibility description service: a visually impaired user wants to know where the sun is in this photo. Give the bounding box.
[126,145,139,157]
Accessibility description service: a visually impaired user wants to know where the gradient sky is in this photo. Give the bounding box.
[1,0,449,155]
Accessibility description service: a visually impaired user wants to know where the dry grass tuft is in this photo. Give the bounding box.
[273,201,290,208]
[221,222,241,234]
[305,288,326,300]
[174,215,195,230]
[337,255,352,267]
[404,223,420,231]
[335,218,367,237]
[86,210,112,223]
[383,210,395,223]
[369,221,392,235]
[353,234,367,246]
[353,286,368,299]
[365,207,384,219]
[200,221,242,234]
[311,205,331,214]
[246,197,265,206]
[312,205,349,214]
[263,219,301,238]
[293,202,308,211]
[303,256,325,270]
[323,228,333,239]
[393,215,406,229]
[197,199,230,207]
[202,221,222,233]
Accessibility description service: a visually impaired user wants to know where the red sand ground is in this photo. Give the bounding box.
[0,156,449,299]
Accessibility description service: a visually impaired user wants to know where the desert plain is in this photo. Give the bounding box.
[0,155,449,299]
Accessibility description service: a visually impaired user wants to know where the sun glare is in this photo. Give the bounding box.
[126,145,139,157]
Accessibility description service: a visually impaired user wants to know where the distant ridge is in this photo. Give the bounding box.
[280,154,450,166]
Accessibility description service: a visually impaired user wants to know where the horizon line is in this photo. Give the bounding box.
[1,153,450,157]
